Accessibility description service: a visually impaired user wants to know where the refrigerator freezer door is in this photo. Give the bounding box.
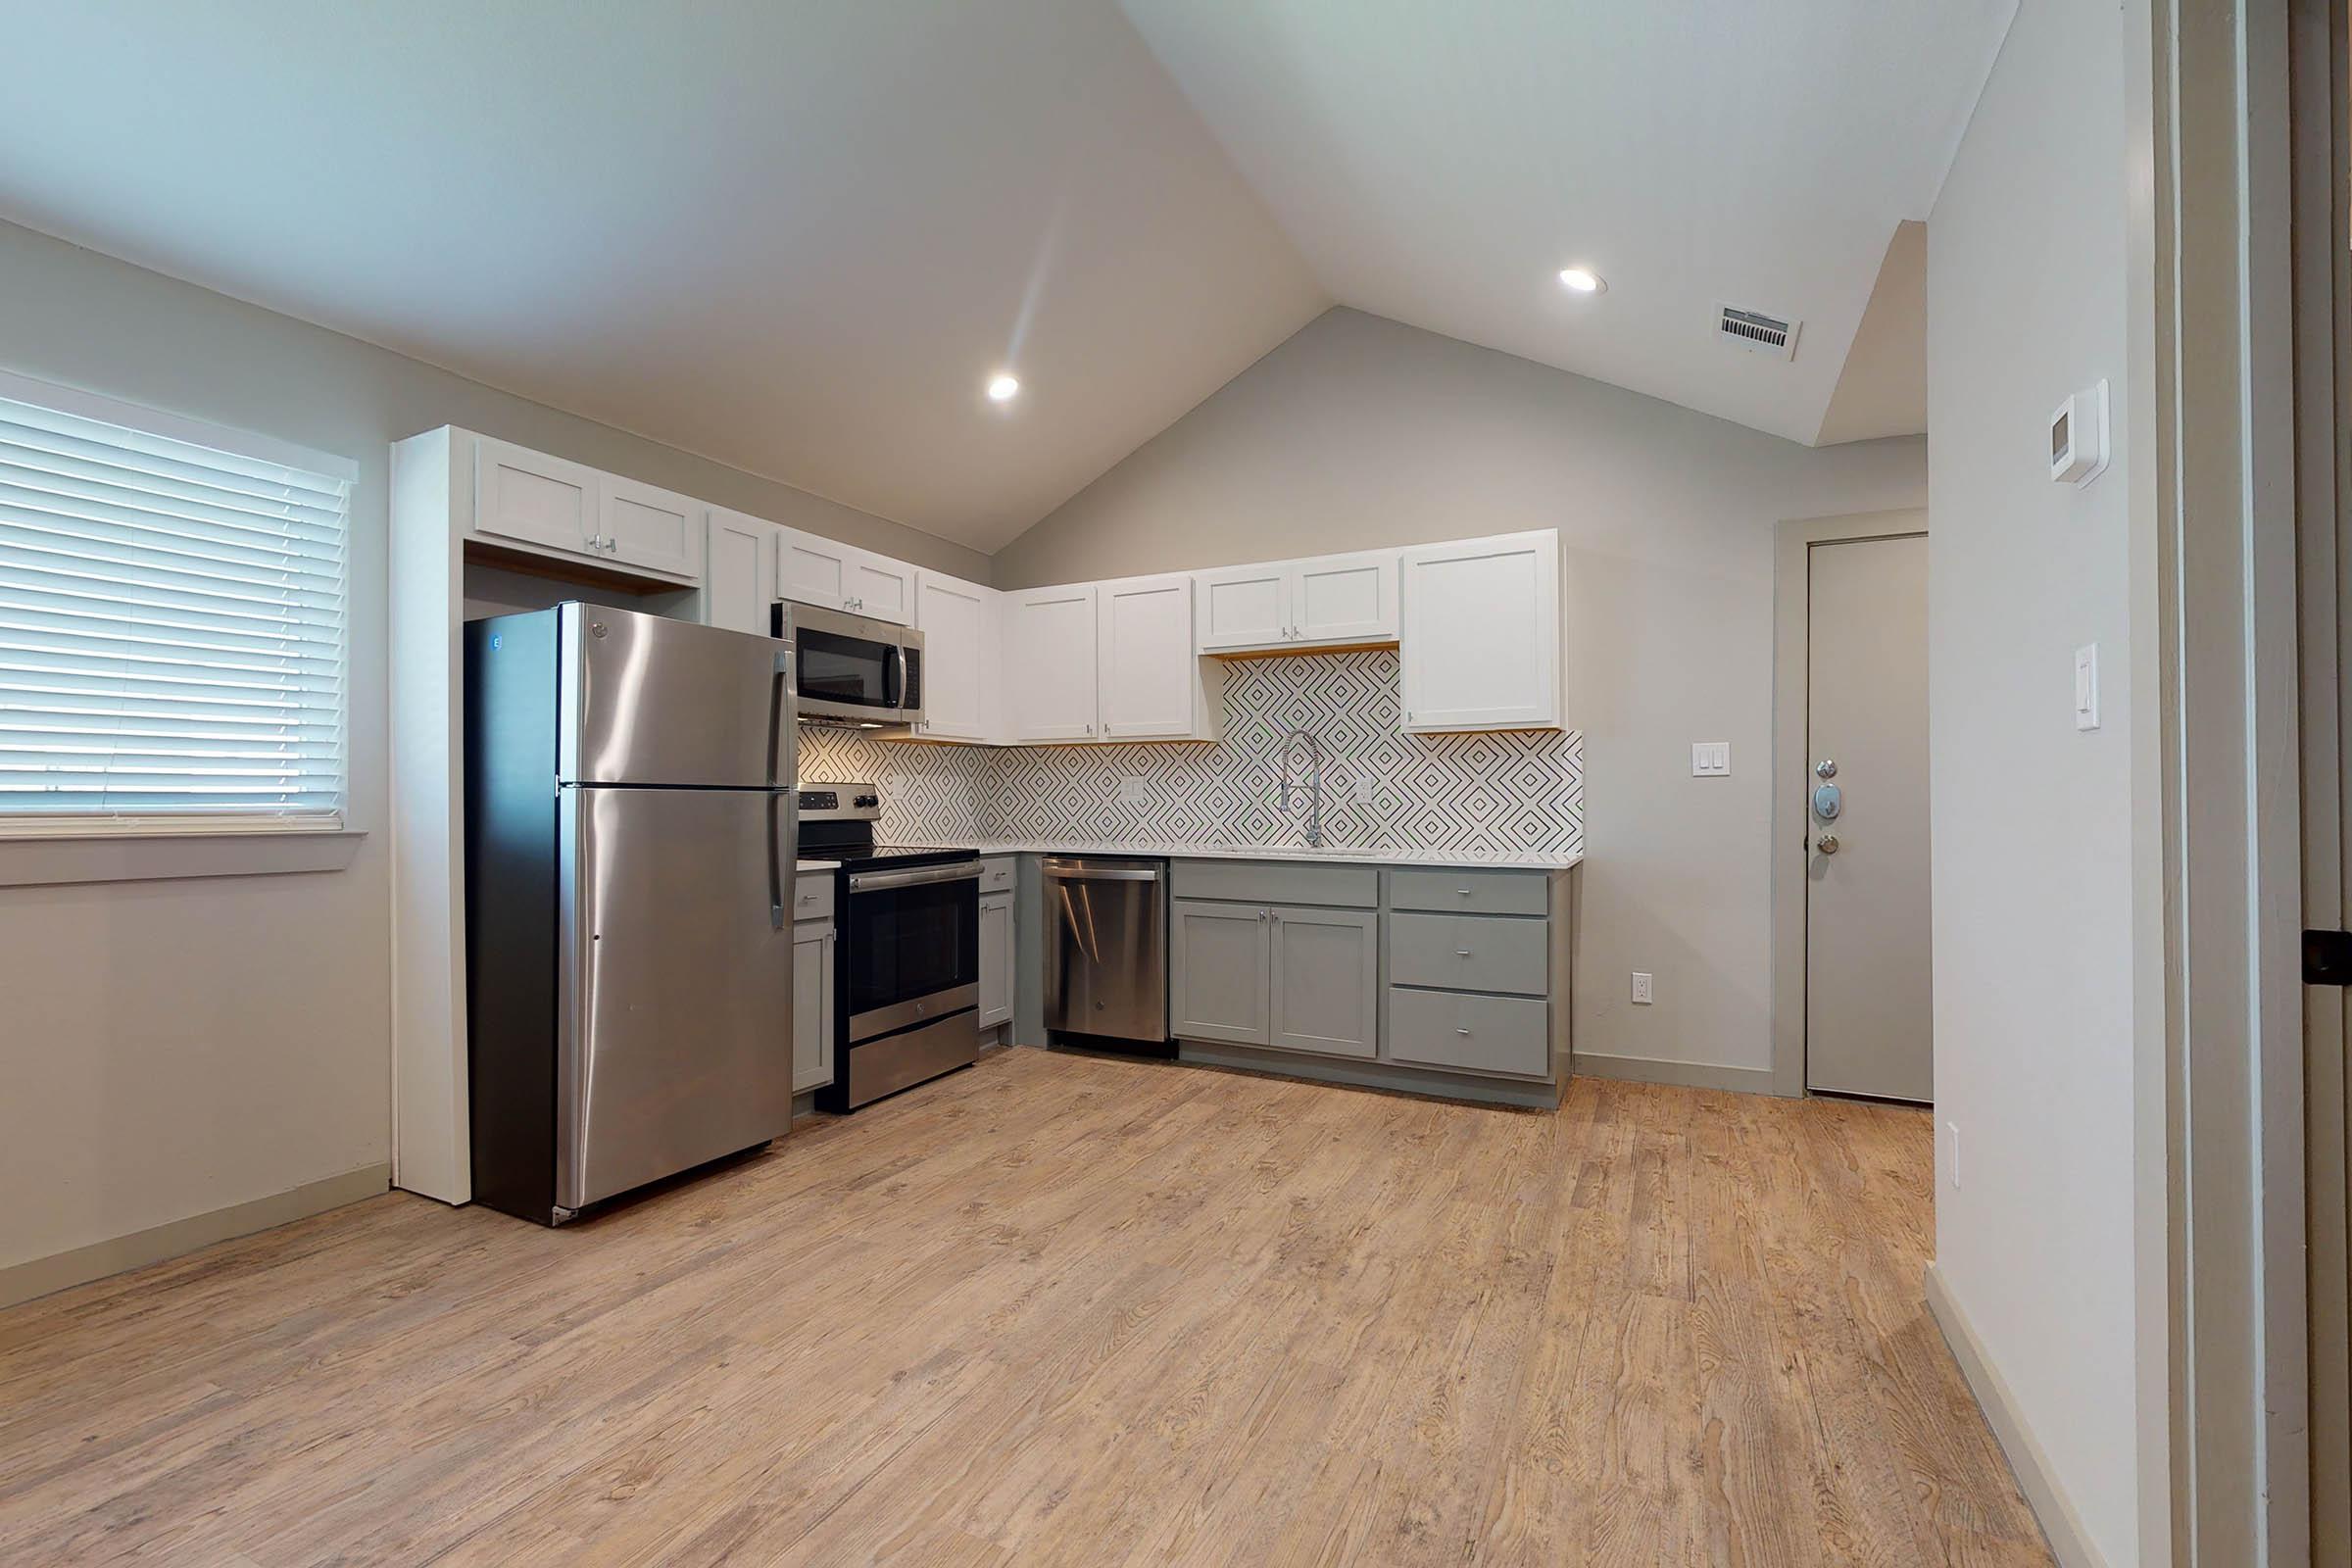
[559,783,795,1209]
[560,603,793,788]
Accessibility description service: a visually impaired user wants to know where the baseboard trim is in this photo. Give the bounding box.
[1569,1053,1781,1096]
[1923,1262,2104,1568]
[1,1162,391,1310]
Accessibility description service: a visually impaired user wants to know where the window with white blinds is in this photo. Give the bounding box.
[0,376,353,834]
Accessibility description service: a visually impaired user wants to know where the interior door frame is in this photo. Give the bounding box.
[1769,508,1930,1099]
[2144,0,2316,1557]
[2289,0,2349,1557]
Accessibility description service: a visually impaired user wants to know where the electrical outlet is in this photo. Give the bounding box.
[1117,775,1150,806]
[1351,775,1376,807]
[1631,971,1653,1005]
[1690,742,1731,776]
[1946,1120,1961,1188]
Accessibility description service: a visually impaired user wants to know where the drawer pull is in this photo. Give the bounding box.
[1454,949,1473,957]
[1456,888,1473,896]
[1455,1027,1472,1036]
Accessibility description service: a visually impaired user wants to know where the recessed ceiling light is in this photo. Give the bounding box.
[986,373,1021,403]
[1557,267,1605,295]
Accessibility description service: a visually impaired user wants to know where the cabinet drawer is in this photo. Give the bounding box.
[788,875,834,922]
[979,856,1016,894]
[1388,988,1551,1078]
[1171,858,1377,908]
[1387,912,1547,996]
[1388,867,1549,916]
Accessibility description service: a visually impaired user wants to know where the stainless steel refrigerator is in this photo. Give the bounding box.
[464,602,798,1225]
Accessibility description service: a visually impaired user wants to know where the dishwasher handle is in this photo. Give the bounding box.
[1042,858,1163,883]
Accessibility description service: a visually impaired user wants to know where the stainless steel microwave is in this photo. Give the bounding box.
[772,601,924,726]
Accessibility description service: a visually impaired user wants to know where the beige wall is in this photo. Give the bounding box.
[996,307,1928,1081]
[0,218,985,1282]
[1925,1,2152,1561]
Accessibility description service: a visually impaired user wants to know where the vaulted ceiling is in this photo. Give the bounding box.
[0,2,2010,552]
[1116,0,2004,450]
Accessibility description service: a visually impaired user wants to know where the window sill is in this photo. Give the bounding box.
[0,827,367,889]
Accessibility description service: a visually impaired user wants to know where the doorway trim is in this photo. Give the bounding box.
[1769,507,1930,1100]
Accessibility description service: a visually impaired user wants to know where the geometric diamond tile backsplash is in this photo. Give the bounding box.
[795,647,1583,858]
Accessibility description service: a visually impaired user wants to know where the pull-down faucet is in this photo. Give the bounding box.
[1277,727,1325,848]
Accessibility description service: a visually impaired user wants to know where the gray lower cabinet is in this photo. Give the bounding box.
[1171,900,1378,1059]
[1388,986,1549,1077]
[1167,859,1575,1104]
[792,918,835,1093]
[1269,906,1378,1058]
[1170,900,1271,1045]
[978,889,1014,1029]
[1387,911,1547,996]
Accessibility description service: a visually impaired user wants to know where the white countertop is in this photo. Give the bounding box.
[968,840,1581,871]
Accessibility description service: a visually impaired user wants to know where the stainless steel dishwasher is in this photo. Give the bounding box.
[1043,857,1168,1046]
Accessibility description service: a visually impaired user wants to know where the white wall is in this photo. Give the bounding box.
[994,307,1928,1080]
[1927,2,2151,1562]
[0,218,987,1285]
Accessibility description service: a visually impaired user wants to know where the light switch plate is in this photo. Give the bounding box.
[2074,645,2100,731]
[1690,741,1731,777]
[1631,971,1654,1004]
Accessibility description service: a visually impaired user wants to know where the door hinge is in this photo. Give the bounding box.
[2306,929,2352,986]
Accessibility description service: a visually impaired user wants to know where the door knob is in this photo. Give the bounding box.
[1816,834,1840,855]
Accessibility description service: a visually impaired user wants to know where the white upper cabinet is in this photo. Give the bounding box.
[1195,563,1291,651]
[1097,574,1218,741]
[910,570,994,742]
[845,553,913,624]
[1293,551,1397,645]
[1194,550,1397,653]
[775,525,912,625]
[473,437,598,556]
[1398,529,1562,732]
[599,475,702,577]
[465,434,701,585]
[776,527,852,612]
[701,508,778,636]
[1004,583,1100,741]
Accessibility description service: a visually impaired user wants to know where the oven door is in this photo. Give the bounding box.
[842,861,980,1041]
[778,602,911,724]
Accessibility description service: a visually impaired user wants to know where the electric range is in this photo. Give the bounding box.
[796,782,980,1110]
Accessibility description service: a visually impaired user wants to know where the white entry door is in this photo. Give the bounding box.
[1805,532,1933,1102]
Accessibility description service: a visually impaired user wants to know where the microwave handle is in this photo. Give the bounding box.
[888,641,910,711]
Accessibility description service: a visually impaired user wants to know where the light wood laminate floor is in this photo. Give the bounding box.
[0,1047,2050,1566]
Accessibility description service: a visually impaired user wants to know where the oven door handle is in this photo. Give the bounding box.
[847,861,982,893]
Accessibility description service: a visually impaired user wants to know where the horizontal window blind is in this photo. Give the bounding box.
[0,388,350,833]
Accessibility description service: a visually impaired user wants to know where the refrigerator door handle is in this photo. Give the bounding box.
[768,647,794,788]
[767,790,787,930]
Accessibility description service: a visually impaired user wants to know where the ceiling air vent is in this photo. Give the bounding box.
[1715,303,1800,361]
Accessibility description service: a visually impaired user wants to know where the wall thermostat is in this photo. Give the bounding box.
[2050,379,2111,486]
